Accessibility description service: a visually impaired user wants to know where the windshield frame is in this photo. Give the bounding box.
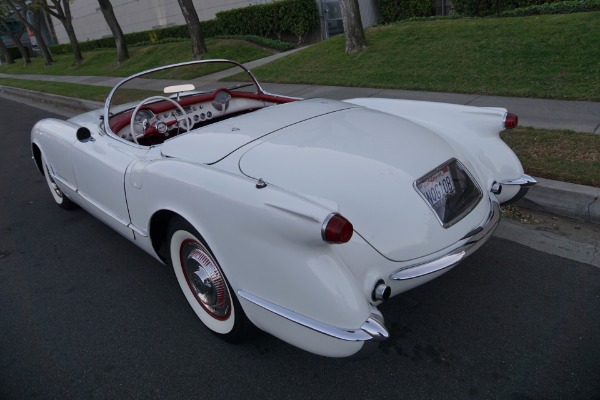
[102,59,266,142]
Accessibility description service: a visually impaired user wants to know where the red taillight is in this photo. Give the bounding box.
[504,112,518,129]
[322,213,353,244]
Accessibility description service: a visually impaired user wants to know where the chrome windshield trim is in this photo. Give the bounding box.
[500,174,537,187]
[103,59,263,141]
[391,196,500,280]
[238,291,388,342]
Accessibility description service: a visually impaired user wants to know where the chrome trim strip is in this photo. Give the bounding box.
[500,174,537,187]
[392,252,466,280]
[128,223,148,237]
[51,171,78,193]
[321,213,336,242]
[238,290,389,342]
[391,196,500,280]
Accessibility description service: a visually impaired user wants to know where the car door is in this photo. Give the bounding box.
[71,130,149,239]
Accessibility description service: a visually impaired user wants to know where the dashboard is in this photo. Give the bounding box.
[112,89,279,143]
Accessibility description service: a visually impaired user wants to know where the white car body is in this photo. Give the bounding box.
[31,60,535,357]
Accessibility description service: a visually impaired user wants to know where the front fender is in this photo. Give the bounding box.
[31,118,81,194]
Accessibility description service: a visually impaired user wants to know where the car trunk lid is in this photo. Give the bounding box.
[238,101,489,261]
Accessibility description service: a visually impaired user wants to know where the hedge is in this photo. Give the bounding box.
[50,0,317,55]
[374,0,599,21]
[375,0,435,23]
[497,0,600,16]
[450,0,594,16]
[215,0,319,43]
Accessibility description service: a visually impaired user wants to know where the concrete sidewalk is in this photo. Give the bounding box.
[0,52,598,224]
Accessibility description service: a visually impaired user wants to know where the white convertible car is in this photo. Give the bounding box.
[31,60,535,357]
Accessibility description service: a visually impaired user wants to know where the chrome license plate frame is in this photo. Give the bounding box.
[414,159,483,228]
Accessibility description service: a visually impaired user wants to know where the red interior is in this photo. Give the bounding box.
[109,89,297,134]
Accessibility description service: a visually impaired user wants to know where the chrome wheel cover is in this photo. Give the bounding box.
[180,239,231,320]
[48,174,64,199]
[42,157,64,202]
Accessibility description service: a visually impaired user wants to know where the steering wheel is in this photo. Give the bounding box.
[130,96,190,144]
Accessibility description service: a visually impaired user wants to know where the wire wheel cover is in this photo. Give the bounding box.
[180,239,231,319]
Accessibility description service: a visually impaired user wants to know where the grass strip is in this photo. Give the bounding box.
[502,127,600,187]
[0,78,110,102]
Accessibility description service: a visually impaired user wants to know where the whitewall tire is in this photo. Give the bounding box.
[41,154,76,210]
[168,218,252,341]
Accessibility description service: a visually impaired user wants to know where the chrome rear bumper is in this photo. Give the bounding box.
[238,290,389,343]
[499,174,537,205]
[238,196,502,356]
[390,196,501,280]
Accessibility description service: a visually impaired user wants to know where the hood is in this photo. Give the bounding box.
[238,101,489,261]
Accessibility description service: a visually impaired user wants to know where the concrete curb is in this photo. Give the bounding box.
[2,85,598,225]
[0,85,103,113]
[518,178,600,224]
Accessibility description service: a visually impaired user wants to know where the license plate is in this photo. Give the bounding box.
[414,159,483,228]
[416,165,456,208]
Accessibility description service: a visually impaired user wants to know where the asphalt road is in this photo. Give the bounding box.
[1,97,599,399]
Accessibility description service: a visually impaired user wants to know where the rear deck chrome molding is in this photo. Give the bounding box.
[500,174,537,187]
[391,196,500,280]
[238,290,389,342]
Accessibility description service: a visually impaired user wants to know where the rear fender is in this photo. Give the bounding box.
[125,158,372,331]
[345,98,525,203]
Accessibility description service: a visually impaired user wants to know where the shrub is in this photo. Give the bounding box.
[452,0,529,16]
[376,0,435,23]
[449,0,597,16]
[215,0,319,43]
[498,0,600,16]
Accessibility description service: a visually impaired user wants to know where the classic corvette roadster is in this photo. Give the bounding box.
[31,59,535,357]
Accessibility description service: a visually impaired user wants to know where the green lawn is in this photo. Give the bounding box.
[0,78,110,101]
[502,128,600,187]
[252,12,600,101]
[0,39,271,78]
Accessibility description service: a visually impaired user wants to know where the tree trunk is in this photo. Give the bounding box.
[176,0,207,58]
[97,0,129,62]
[339,0,367,53]
[0,37,15,64]
[5,1,53,65]
[29,11,54,65]
[61,1,83,64]
[44,0,83,64]
[0,19,30,64]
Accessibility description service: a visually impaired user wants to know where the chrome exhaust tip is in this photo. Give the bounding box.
[372,281,391,302]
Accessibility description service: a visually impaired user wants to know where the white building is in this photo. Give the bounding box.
[48,0,380,44]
